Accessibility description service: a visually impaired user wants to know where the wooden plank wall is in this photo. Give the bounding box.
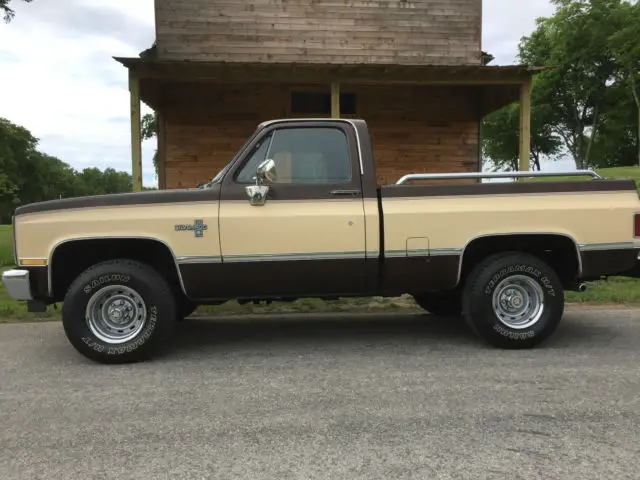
[161,83,480,189]
[163,83,288,189]
[357,85,480,185]
[155,0,483,65]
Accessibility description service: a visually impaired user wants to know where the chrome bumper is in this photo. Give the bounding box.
[1,269,33,301]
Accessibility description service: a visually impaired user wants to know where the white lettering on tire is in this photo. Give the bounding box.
[492,324,536,340]
[484,263,555,297]
[83,274,131,294]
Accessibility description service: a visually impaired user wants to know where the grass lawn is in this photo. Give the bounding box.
[3,165,640,324]
[0,225,13,268]
[526,166,640,191]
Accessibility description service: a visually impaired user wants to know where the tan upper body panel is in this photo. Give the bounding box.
[382,190,640,255]
[14,201,221,264]
[218,198,367,259]
[15,188,639,269]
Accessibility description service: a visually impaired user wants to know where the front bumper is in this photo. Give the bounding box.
[1,269,33,301]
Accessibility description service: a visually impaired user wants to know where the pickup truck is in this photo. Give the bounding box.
[3,118,640,363]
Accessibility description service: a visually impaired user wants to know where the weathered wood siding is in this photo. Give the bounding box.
[357,85,480,185]
[162,83,288,188]
[159,83,480,189]
[155,0,482,65]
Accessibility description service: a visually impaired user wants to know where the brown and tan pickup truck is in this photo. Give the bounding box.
[3,118,640,363]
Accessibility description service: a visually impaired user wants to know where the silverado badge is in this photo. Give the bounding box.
[175,219,208,237]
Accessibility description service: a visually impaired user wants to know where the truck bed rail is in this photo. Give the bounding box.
[395,170,603,185]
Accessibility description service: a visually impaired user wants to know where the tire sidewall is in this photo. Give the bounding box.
[62,262,174,362]
[466,256,564,346]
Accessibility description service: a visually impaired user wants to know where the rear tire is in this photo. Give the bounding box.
[61,259,177,364]
[462,252,564,349]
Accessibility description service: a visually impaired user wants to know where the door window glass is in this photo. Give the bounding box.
[235,127,352,184]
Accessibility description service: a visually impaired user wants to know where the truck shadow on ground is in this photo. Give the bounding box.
[167,313,473,351]
[163,311,616,357]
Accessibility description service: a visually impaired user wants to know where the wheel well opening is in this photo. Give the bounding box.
[460,234,580,287]
[50,238,183,302]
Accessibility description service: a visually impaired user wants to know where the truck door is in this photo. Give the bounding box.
[218,121,367,299]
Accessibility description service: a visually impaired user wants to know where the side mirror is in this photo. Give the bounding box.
[256,158,277,184]
[245,158,277,206]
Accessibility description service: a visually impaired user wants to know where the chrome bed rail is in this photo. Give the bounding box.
[395,170,603,185]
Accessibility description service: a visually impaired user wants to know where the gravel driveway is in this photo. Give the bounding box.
[1,306,639,479]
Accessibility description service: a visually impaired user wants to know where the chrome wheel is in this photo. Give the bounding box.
[491,274,544,330]
[85,285,147,344]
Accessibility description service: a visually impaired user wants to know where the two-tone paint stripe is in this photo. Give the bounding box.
[174,241,640,265]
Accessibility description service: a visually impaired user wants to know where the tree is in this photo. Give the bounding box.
[588,80,638,168]
[1,0,32,22]
[141,112,159,177]
[609,0,640,166]
[0,117,38,217]
[482,77,563,172]
[518,0,626,169]
[0,117,135,223]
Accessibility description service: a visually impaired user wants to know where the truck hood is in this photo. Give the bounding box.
[14,185,221,217]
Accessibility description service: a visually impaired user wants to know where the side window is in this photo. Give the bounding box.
[235,127,352,185]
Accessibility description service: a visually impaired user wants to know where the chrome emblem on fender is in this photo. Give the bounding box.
[175,219,208,238]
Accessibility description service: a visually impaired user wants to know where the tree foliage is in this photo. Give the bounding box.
[1,0,32,22]
[608,0,640,166]
[483,0,640,171]
[141,112,159,177]
[0,117,135,224]
[482,77,563,171]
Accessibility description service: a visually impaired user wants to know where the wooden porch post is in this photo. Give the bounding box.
[519,78,532,172]
[129,70,143,192]
[331,82,340,118]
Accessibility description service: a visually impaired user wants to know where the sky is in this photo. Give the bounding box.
[0,0,572,188]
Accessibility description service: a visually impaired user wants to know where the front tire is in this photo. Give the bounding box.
[61,259,177,364]
[462,252,564,349]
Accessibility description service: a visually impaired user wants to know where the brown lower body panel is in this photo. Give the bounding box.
[580,249,640,279]
[179,258,371,301]
[381,255,461,296]
[179,254,462,300]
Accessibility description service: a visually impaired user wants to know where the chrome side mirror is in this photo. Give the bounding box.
[245,185,270,206]
[256,158,277,184]
[245,159,277,206]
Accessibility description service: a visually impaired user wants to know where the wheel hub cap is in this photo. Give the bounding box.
[492,275,544,330]
[86,285,147,344]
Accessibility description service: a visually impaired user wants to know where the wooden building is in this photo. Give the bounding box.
[115,0,539,191]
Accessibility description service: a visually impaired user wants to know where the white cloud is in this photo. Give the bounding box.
[0,0,157,186]
[483,0,557,65]
[0,0,568,190]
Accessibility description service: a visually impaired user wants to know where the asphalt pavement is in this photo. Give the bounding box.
[1,306,639,479]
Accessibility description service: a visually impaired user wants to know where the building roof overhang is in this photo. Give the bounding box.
[114,56,548,86]
[114,57,547,115]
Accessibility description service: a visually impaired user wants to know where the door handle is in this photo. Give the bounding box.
[330,190,362,197]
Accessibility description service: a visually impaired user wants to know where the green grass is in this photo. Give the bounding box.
[527,166,640,192]
[0,225,13,268]
[566,277,640,304]
[595,166,640,181]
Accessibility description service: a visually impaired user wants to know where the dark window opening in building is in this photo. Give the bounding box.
[290,91,357,115]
